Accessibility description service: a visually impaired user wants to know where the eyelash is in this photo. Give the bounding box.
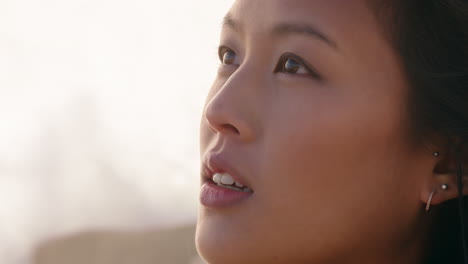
[218,46,238,66]
[218,46,322,80]
[275,53,322,80]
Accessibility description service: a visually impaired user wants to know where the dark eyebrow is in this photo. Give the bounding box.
[272,23,337,49]
[222,14,337,50]
[222,14,241,32]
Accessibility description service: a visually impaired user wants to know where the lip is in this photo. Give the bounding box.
[200,181,253,208]
[200,152,254,209]
[201,152,251,188]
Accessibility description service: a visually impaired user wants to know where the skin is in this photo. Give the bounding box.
[197,0,466,263]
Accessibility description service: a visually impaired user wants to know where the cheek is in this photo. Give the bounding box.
[255,94,411,239]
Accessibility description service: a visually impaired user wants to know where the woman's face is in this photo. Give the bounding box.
[197,0,433,263]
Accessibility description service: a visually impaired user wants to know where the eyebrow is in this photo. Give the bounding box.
[272,23,337,49]
[222,14,337,50]
[222,15,241,32]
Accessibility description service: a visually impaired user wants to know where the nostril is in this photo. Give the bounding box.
[221,124,240,135]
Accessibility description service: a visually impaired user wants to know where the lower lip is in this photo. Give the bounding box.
[200,181,253,208]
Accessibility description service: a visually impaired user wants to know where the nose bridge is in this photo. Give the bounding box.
[204,64,261,142]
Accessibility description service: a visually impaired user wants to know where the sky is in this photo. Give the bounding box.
[0,0,234,262]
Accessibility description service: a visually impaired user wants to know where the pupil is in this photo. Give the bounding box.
[223,51,235,64]
[284,59,300,73]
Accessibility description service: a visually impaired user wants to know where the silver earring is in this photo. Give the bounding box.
[426,189,436,212]
[441,184,448,190]
[433,152,440,157]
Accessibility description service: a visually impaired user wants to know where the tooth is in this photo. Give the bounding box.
[218,184,243,192]
[243,188,253,193]
[220,173,235,185]
[213,173,222,184]
[235,181,244,188]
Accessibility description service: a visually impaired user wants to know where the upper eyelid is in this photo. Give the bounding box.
[217,46,322,80]
[217,47,234,67]
[218,46,236,60]
[218,46,227,61]
[279,53,322,80]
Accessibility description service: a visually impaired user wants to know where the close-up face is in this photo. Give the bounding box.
[197,0,436,263]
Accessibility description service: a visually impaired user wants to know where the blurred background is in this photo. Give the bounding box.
[0,0,234,263]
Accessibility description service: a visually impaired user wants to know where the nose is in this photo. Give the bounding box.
[203,70,257,142]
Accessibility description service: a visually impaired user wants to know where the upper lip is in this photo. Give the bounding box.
[202,152,251,188]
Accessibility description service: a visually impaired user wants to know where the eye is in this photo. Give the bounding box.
[275,53,322,80]
[281,58,307,74]
[218,46,237,65]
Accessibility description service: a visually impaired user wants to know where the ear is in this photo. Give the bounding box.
[420,149,468,207]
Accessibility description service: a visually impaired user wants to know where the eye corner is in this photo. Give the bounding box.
[217,45,229,61]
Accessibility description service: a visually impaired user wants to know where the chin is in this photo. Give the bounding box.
[195,213,260,264]
[195,231,245,264]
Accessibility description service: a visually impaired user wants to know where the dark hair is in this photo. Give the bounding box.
[370,0,468,263]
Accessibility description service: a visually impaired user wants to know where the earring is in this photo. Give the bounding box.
[441,184,448,190]
[433,152,440,157]
[425,189,436,212]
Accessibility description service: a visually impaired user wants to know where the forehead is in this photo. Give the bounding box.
[227,0,381,46]
[230,0,371,23]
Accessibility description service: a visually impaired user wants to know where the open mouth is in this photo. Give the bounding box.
[211,172,253,193]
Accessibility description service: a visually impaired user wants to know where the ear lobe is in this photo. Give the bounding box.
[421,149,468,207]
[420,177,468,208]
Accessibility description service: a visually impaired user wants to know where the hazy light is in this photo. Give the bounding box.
[0,0,234,263]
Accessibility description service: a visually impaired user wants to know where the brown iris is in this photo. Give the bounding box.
[283,58,301,74]
[222,50,236,65]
